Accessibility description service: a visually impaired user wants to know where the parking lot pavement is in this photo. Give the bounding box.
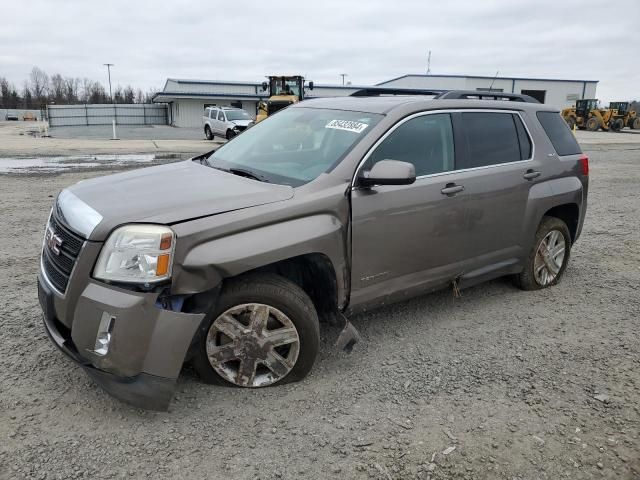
[0,142,639,479]
[0,121,221,157]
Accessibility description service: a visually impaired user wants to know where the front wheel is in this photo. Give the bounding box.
[632,117,640,130]
[205,125,214,140]
[515,216,571,291]
[226,129,237,140]
[193,274,319,388]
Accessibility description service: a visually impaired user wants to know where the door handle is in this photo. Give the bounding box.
[441,183,465,196]
[523,169,541,180]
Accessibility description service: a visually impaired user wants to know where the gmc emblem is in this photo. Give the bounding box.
[45,226,63,255]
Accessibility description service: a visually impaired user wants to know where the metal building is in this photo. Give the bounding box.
[153,74,598,128]
[377,74,598,107]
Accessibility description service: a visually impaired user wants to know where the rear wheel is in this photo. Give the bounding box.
[205,125,214,140]
[193,274,319,388]
[515,216,571,291]
[586,117,600,131]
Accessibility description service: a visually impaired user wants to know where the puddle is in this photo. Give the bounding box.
[0,154,159,174]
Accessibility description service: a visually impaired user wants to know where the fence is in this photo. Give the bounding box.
[1,108,44,121]
[47,104,168,127]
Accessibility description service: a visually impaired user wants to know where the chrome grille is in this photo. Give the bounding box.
[42,213,85,293]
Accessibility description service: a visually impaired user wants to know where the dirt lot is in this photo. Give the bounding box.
[0,141,639,479]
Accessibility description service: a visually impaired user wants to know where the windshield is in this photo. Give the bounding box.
[225,110,250,121]
[270,78,302,97]
[207,108,382,186]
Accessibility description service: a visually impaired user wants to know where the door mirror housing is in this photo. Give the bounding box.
[358,160,416,187]
[261,81,268,92]
[308,81,314,90]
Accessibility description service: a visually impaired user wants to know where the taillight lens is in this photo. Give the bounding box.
[579,155,589,176]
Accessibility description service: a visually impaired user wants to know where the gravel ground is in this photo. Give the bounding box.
[0,144,638,480]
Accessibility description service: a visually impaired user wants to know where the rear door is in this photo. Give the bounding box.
[451,110,539,273]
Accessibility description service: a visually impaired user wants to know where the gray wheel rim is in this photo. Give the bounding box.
[206,303,300,387]
[534,230,566,286]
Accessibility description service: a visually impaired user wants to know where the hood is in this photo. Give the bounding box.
[61,160,293,241]
[231,119,253,127]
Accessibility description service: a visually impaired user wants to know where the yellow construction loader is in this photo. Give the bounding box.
[255,75,313,123]
[562,99,605,131]
[608,102,640,131]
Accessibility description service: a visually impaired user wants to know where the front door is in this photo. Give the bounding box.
[349,112,470,311]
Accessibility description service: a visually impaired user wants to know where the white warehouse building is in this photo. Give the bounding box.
[153,74,598,128]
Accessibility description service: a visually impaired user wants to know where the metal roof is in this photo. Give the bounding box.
[377,74,599,85]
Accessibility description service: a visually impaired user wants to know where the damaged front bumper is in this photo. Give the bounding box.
[37,272,204,411]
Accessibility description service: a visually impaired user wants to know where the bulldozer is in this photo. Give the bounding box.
[562,99,609,131]
[608,102,640,131]
[255,75,313,123]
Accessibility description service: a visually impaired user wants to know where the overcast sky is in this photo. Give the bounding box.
[1,0,638,102]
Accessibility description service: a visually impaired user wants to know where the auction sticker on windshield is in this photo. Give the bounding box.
[325,119,369,133]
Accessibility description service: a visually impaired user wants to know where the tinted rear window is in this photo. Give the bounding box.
[536,111,581,156]
[459,112,522,169]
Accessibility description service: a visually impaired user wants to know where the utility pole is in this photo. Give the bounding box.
[340,73,348,86]
[103,63,114,102]
[426,51,431,75]
[103,63,118,140]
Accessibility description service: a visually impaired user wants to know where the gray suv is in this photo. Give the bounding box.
[38,95,588,410]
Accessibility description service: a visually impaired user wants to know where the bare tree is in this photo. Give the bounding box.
[64,77,80,104]
[0,77,10,107]
[29,66,49,104]
[123,85,135,104]
[22,82,33,109]
[50,73,65,104]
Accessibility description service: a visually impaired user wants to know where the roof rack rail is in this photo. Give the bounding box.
[350,87,445,97]
[434,90,540,103]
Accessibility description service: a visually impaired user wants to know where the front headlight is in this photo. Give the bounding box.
[93,224,175,284]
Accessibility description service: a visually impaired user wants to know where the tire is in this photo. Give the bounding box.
[193,273,320,388]
[225,129,236,140]
[632,117,640,130]
[205,125,214,140]
[611,119,624,132]
[514,216,572,291]
[566,117,576,130]
[586,117,600,131]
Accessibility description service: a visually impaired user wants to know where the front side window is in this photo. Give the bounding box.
[365,113,455,177]
[217,111,225,121]
[207,108,382,186]
[458,112,524,169]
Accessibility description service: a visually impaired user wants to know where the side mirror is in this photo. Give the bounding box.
[308,81,314,90]
[358,160,416,187]
[261,81,268,92]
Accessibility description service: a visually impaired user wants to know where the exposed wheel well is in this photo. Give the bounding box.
[232,253,339,322]
[544,203,579,241]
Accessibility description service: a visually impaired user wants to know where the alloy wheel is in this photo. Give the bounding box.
[206,303,300,387]
[533,230,566,286]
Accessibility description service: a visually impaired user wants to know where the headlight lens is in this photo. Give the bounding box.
[93,225,175,284]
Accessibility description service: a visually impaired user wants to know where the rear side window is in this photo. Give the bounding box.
[536,111,581,156]
[513,114,532,159]
[458,112,524,169]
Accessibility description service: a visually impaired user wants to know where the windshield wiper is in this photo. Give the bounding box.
[210,164,268,182]
[228,168,269,182]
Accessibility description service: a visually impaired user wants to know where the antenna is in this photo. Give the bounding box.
[426,51,431,75]
[489,70,499,91]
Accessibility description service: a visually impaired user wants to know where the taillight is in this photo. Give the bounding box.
[579,155,589,176]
